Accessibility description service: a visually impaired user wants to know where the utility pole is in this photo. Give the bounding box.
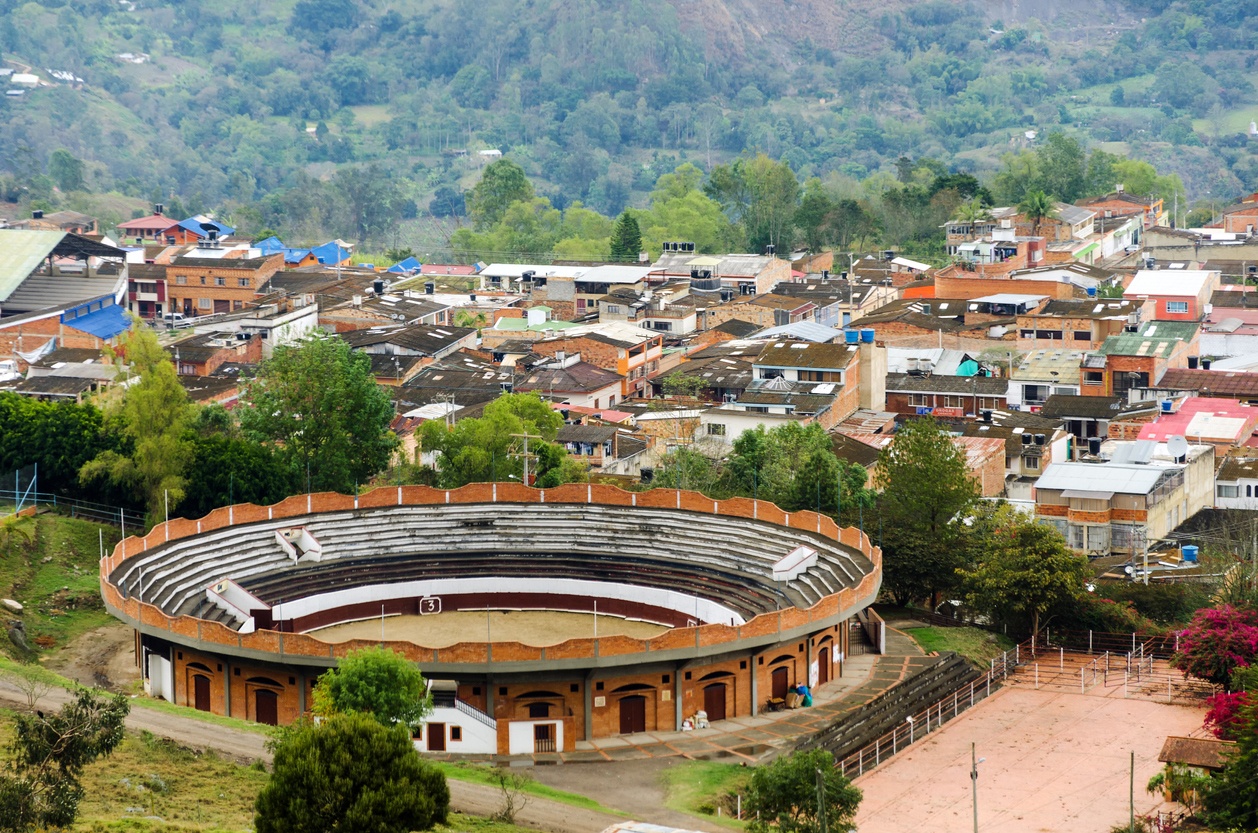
[971,743,980,833]
[509,432,540,485]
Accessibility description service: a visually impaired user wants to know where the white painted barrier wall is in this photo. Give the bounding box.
[507,719,563,755]
[272,576,745,629]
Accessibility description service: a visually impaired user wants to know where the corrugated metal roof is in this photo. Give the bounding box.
[0,230,64,302]
[65,303,131,340]
[1035,462,1170,495]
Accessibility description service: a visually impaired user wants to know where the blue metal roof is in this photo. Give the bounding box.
[387,256,421,274]
[283,248,312,264]
[176,216,237,237]
[63,301,131,340]
[311,241,351,264]
[254,235,285,254]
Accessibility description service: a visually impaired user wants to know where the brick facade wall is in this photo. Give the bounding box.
[166,254,282,316]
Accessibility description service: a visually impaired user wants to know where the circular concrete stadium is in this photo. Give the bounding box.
[101,483,881,755]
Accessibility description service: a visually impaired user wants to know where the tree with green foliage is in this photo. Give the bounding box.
[240,334,398,495]
[608,211,643,261]
[958,502,1087,636]
[47,149,84,192]
[181,431,297,519]
[745,748,862,833]
[417,392,581,488]
[0,687,129,833]
[255,712,449,833]
[875,418,978,608]
[0,394,108,497]
[312,646,431,729]
[1170,605,1258,688]
[79,325,194,522]
[1033,132,1087,203]
[1017,188,1056,236]
[706,154,800,251]
[794,179,836,252]
[467,158,534,230]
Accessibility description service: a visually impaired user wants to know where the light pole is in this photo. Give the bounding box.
[971,743,985,833]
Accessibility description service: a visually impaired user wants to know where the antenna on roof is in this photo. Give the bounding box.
[1166,435,1189,463]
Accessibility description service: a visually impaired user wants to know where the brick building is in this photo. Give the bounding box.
[1081,320,1199,398]
[166,253,283,317]
[1016,297,1144,351]
[1123,270,1220,322]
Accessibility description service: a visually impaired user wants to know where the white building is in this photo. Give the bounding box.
[1215,456,1258,509]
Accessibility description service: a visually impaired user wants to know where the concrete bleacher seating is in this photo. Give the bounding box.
[109,502,875,633]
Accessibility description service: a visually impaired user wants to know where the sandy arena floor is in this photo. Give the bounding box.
[853,685,1203,833]
[307,610,669,648]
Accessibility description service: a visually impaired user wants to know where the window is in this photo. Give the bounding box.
[527,702,550,719]
[1084,371,1104,386]
[176,275,187,285]
[198,298,212,310]
[1166,301,1188,314]
[944,395,965,408]
[1035,329,1064,340]
[907,394,929,407]
[450,726,462,741]
[1217,484,1240,498]
[200,276,206,285]
[215,277,226,287]
[606,304,620,314]
[1074,330,1091,342]
[707,423,726,436]
[238,278,250,287]
[1023,384,1050,404]
[1019,329,1035,339]
[1022,455,1040,471]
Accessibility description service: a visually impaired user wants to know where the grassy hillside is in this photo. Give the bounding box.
[2,0,1257,248]
[0,511,119,661]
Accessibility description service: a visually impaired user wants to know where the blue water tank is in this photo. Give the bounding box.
[844,330,859,345]
[860,328,875,343]
[1182,545,1198,563]
[1086,286,1097,298]
[1161,400,1173,413]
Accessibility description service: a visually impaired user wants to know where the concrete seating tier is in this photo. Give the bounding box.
[108,502,874,631]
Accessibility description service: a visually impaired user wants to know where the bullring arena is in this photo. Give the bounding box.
[100,483,881,756]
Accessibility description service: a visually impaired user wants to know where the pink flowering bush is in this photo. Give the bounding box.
[1204,691,1250,739]
[1170,605,1258,688]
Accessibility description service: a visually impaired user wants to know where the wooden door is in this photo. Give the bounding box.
[703,683,727,722]
[192,674,211,712]
[619,695,646,734]
[771,666,790,700]
[254,689,278,725]
[427,723,446,752]
[819,647,831,685]
[533,723,555,753]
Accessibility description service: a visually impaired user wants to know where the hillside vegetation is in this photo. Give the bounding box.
[1,0,1257,248]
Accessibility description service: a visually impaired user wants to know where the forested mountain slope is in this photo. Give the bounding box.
[1,0,1256,249]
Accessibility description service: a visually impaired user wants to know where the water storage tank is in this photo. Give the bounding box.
[860,328,876,343]
[1161,400,1173,413]
[1086,286,1097,297]
[1182,545,1198,563]
[844,330,859,345]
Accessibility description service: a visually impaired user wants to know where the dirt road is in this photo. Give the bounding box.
[0,677,625,833]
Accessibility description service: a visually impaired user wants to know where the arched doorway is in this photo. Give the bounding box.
[817,637,832,685]
[771,666,791,700]
[254,689,278,725]
[703,683,727,722]
[619,695,646,734]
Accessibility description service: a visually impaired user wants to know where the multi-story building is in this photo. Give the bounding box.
[165,253,283,317]
[1214,454,1258,509]
[1124,269,1220,322]
[1016,297,1144,352]
[531,321,666,399]
[1081,320,1199,398]
[1006,349,1084,410]
[1035,440,1216,557]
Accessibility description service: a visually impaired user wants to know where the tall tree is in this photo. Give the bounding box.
[608,211,643,261]
[794,179,836,252]
[958,502,1087,636]
[255,713,449,833]
[706,154,800,251]
[312,646,432,730]
[0,688,129,833]
[875,418,978,607]
[79,326,194,522]
[745,748,862,833]
[239,334,398,494]
[467,158,534,229]
[1033,132,1087,203]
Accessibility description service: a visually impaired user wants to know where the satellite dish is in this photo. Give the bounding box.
[1166,435,1189,460]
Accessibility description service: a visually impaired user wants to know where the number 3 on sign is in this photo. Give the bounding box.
[420,597,442,615]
